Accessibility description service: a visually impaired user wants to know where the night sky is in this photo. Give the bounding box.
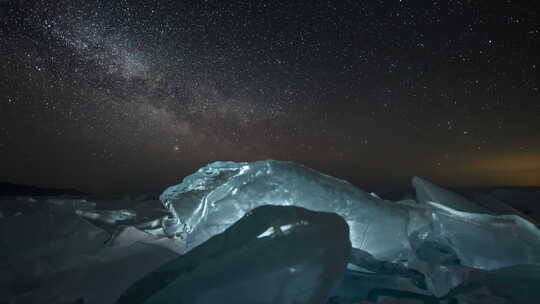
[1,0,539,195]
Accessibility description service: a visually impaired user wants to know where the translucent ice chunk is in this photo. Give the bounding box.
[118,205,351,304]
[405,202,540,296]
[161,160,540,274]
[412,177,540,270]
[160,160,415,261]
[426,202,540,269]
[412,176,489,213]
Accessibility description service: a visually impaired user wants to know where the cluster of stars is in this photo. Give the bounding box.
[0,0,538,193]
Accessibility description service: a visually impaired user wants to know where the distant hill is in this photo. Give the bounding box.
[0,182,86,196]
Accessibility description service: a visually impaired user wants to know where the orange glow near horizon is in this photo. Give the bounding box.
[450,154,540,187]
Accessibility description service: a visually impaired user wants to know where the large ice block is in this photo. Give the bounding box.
[161,160,540,269]
[425,201,540,270]
[118,205,351,304]
[160,160,415,261]
[161,161,540,278]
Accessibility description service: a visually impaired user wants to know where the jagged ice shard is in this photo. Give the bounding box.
[160,160,414,261]
[413,176,540,270]
[161,160,540,272]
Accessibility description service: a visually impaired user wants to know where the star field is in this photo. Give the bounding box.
[1,0,539,194]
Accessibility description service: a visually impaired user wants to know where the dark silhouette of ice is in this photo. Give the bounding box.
[117,205,351,304]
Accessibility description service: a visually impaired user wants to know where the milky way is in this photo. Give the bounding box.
[1,0,539,194]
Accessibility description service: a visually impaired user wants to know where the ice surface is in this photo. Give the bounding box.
[0,194,183,303]
[424,201,540,270]
[412,176,489,213]
[46,198,96,210]
[328,270,433,304]
[331,265,540,303]
[443,264,540,304]
[349,248,426,290]
[0,209,110,301]
[160,160,416,261]
[118,205,351,304]
[108,226,186,254]
[11,241,179,304]
[413,177,540,223]
[2,163,539,303]
[75,209,137,225]
[412,177,540,268]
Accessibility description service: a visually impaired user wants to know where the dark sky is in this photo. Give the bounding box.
[1,0,539,195]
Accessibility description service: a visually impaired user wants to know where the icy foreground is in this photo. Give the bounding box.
[159,160,540,302]
[161,160,540,269]
[1,160,539,303]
